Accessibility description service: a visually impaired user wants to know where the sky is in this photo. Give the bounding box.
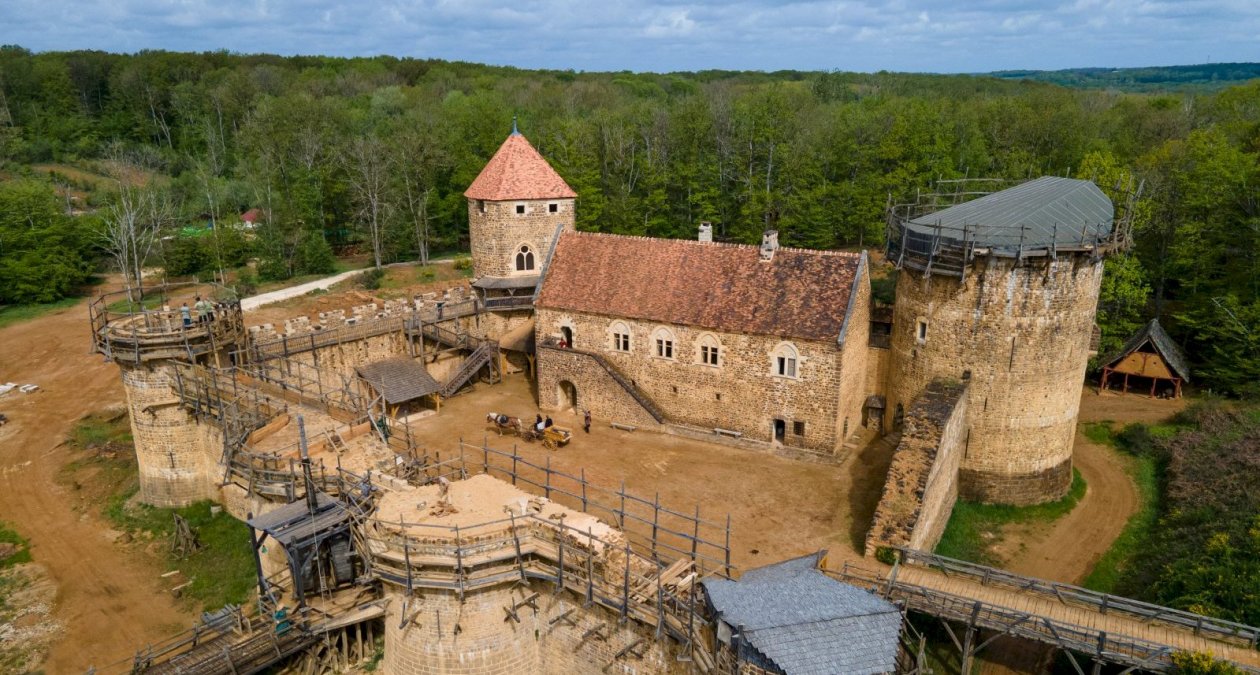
[2,0,1258,73]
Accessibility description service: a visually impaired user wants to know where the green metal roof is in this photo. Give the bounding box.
[908,176,1114,251]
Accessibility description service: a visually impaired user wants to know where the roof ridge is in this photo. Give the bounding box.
[570,230,862,257]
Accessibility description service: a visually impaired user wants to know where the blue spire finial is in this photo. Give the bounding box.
[511,115,519,136]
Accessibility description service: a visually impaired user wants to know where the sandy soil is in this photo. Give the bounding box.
[0,291,195,672]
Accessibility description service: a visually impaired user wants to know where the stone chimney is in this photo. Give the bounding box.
[698,222,713,242]
[760,230,779,261]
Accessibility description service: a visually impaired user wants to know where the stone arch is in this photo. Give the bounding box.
[650,326,677,359]
[557,380,578,410]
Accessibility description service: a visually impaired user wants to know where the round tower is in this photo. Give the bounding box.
[885,177,1124,505]
[464,123,576,288]
[91,284,246,507]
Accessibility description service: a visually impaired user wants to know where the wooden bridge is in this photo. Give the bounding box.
[832,549,1260,674]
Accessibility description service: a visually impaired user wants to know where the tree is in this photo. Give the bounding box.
[343,134,392,269]
[98,170,173,300]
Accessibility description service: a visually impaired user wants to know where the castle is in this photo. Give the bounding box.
[466,128,1119,507]
[87,125,1131,674]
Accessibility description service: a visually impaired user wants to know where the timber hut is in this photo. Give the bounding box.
[1099,319,1190,398]
[356,356,442,418]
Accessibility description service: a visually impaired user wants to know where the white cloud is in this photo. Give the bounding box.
[643,9,697,38]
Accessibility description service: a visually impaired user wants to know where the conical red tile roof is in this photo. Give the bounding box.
[464,133,577,201]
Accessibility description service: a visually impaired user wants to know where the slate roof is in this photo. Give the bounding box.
[248,492,348,548]
[536,232,864,342]
[356,357,441,404]
[907,176,1113,251]
[464,133,577,201]
[1100,318,1191,382]
[703,552,902,675]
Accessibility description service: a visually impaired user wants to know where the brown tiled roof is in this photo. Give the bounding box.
[464,133,577,201]
[537,232,863,342]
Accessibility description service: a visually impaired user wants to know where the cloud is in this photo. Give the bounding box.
[0,0,1257,72]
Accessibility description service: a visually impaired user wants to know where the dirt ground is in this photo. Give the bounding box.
[996,389,1185,584]
[0,290,196,672]
[405,375,897,571]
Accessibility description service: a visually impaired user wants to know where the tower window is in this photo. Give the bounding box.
[477,200,486,213]
[549,203,559,213]
[515,204,526,215]
[793,421,806,436]
[515,245,535,272]
[916,320,928,343]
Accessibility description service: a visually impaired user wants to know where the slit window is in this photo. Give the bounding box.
[917,320,928,342]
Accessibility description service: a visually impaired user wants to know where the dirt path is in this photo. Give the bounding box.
[998,390,1184,584]
[0,293,194,672]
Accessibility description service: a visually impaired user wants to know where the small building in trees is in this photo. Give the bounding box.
[1098,319,1190,398]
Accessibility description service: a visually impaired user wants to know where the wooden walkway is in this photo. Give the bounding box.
[835,550,1260,673]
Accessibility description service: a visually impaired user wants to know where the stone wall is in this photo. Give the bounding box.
[885,254,1103,504]
[534,308,859,453]
[468,198,574,279]
[537,345,662,430]
[382,582,685,675]
[284,332,411,393]
[833,255,872,443]
[865,379,968,556]
[120,361,219,507]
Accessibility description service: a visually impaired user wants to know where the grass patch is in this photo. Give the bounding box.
[105,294,168,314]
[1081,450,1158,593]
[936,468,1087,565]
[0,522,32,568]
[0,295,82,328]
[63,412,257,611]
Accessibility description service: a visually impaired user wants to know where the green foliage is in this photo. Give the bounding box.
[297,231,336,275]
[356,267,385,290]
[1111,403,1260,625]
[936,469,1086,565]
[0,523,32,568]
[0,179,96,304]
[1171,651,1248,675]
[1081,423,1161,593]
[451,255,472,272]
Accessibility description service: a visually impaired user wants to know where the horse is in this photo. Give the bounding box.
[486,412,523,436]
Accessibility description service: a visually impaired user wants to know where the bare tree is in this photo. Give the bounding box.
[394,124,445,266]
[99,172,173,301]
[343,135,392,270]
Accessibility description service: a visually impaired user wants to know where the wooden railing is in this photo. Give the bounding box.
[897,548,1260,648]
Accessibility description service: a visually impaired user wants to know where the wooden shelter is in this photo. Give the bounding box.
[355,356,441,417]
[1099,319,1190,398]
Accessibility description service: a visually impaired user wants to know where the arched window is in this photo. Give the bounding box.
[515,244,535,272]
[651,327,676,360]
[772,342,799,378]
[609,321,631,352]
[697,334,721,367]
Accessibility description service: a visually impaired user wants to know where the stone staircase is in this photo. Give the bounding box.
[581,350,666,424]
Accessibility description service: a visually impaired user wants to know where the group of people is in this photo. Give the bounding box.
[178,296,221,328]
[534,410,593,434]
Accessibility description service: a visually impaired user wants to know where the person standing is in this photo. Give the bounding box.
[180,302,192,328]
[583,410,591,433]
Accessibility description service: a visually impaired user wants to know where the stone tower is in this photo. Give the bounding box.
[884,177,1120,505]
[464,123,576,293]
[90,288,246,507]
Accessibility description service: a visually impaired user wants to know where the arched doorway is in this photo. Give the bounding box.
[557,380,578,411]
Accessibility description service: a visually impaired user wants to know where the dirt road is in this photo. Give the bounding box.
[0,295,194,672]
[999,390,1184,584]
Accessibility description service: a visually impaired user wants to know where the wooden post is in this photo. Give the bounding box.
[545,455,552,499]
[691,505,700,561]
[621,541,631,623]
[651,492,660,562]
[512,445,518,486]
[580,468,588,512]
[724,514,732,577]
[618,481,627,529]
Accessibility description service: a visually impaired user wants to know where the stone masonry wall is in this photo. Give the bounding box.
[382,582,685,675]
[468,198,574,279]
[537,345,663,430]
[120,361,218,507]
[865,379,968,556]
[535,309,853,452]
[886,254,1103,505]
[834,257,872,444]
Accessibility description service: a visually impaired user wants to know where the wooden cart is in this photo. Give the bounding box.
[541,426,572,450]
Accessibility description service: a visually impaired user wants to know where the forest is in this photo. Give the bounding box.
[0,47,1256,395]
